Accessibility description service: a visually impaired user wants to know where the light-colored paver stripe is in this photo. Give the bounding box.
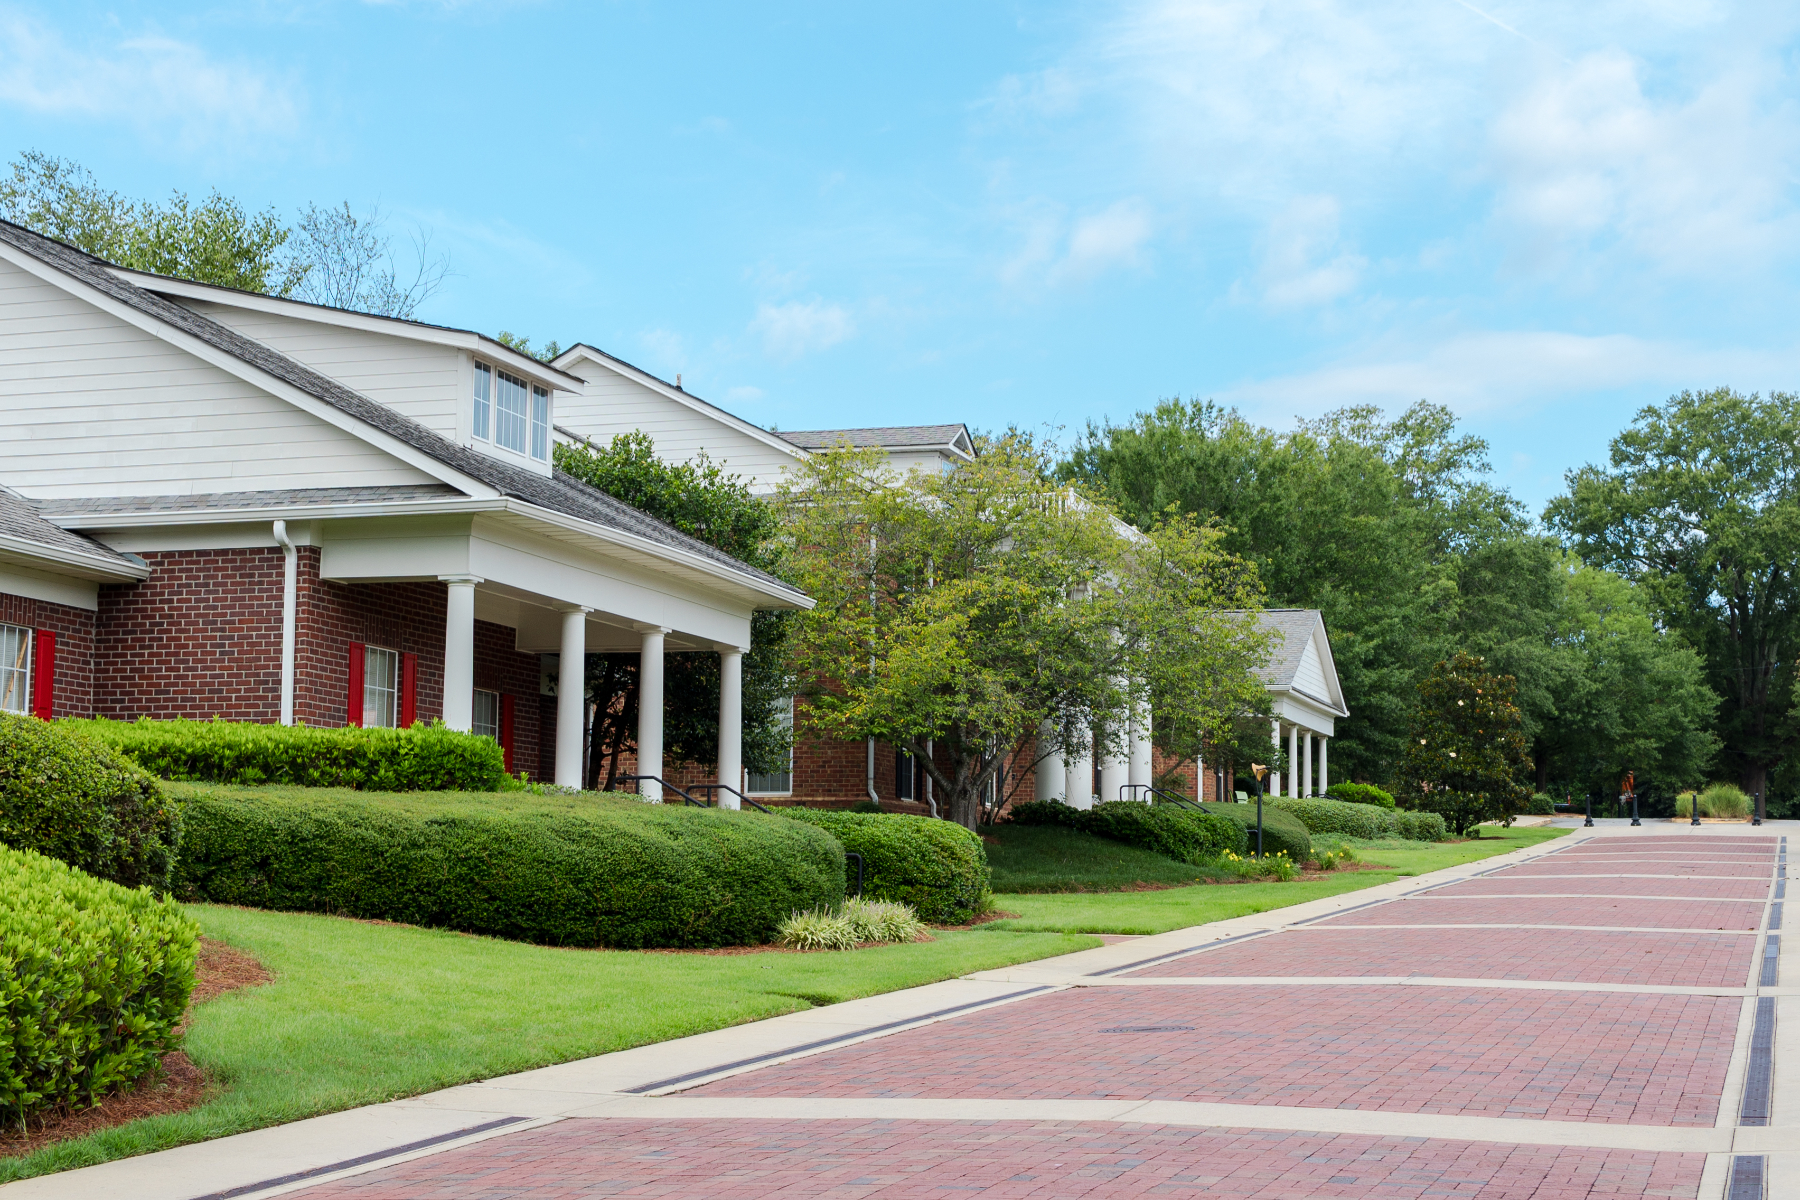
[1055,975,1754,996]
[1299,923,1761,933]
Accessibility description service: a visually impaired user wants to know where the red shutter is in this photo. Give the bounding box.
[346,642,364,727]
[31,630,55,720]
[400,653,418,728]
[500,693,516,774]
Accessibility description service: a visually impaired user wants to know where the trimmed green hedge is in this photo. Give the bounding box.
[1527,793,1555,815]
[1272,796,1445,841]
[2,845,199,1124]
[173,787,844,948]
[1005,800,1248,861]
[1325,782,1396,809]
[779,809,991,924]
[1197,802,1312,861]
[64,718,508,793]
[0,713,180,892]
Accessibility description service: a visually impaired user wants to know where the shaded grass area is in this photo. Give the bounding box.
[980,825,1567,935]
[985,823,1228,892]
[4,905,1095,1182]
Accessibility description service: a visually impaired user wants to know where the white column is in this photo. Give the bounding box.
[1270,719,1282,797]
[1065,717,1094,810]
[1319,737,1329,795]
[1098,706,1130,806]
[439,575,481,733]
[1195,752,1205,802]
[1288,722,1301,798]
[715,643,744,810]
[554,606,590,788]
[1037,718,1066,803]
[1128,700,1153,795]
[1302,730,1313,797]
[637,625,668,800]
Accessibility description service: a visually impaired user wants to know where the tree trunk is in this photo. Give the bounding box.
[1744,764,1769,807]
[1534,743,1548,793]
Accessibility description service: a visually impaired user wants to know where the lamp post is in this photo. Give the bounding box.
[1754,790,1765,827]
[1249,762,1267,857]
[1584,790,1594,828]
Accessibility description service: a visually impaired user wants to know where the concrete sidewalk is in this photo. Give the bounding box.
[13,825,1783,1200]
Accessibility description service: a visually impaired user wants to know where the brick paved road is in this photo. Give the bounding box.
[277,829,1780,1200]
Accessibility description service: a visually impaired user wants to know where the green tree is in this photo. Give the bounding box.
[554,432,794,788]
[1546,388,1800,801]
[1399,653,1533,835]
[778,434,1272,830]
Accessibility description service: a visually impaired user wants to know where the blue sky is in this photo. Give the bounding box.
[3,1,1797,513]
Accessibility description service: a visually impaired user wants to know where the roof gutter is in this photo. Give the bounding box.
[0,533,151,581]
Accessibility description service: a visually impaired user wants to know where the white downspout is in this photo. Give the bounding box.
[924,738,936,818]
[272,521,296,726]
[867,738,879,804]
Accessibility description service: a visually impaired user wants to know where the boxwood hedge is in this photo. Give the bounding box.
[0,712,180,891]
[1272,796,1448,842]
[1197,802,1312,861]
[778,808,990,924]
[63,718,508,793]
[1005,800,1247,861]
[1324,782,1397,810]
[172,786,844,948]
[2,845,199,1124]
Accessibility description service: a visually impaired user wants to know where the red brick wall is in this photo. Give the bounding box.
[0,591,96,718]
[475,619,541,781]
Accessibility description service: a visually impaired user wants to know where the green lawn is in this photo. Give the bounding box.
[985,823,1226,892]
[979,825,1567,934]
[4,906,1095,1183]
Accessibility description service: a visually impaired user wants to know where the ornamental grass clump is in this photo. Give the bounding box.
[1679,784,1751,819]
[776,908,860,951]
[776,898,928,950]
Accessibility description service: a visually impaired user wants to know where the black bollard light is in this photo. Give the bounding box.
[1630,790,1640,827]
[1692,787,1703,827]
[1755,790,1765,827]
[1584,791,1594,828]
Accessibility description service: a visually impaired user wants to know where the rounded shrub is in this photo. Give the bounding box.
[1271,797,1395,839]
[1394,809,1449,841]
[1324,782,1396,809]
[173,788,843,948]
[1526,793,1555,815]
[0,712,180,891]
[64,717,507,792]
[1199,802,1311,861]
[1698,783,1751,818]
[1006,799,1247,860]
[1,844,199,1124]
[779,808,990,924]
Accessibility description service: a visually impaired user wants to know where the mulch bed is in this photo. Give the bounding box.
[0,938,270,1159]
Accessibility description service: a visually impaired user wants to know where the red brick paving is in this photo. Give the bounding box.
[693,986,1738,1126]
[1128,927,1756,987]
[1423,875,1770,899]
[286,1119,1705,1200]
[1315,897,1763,930]
[1501,861,1775,878]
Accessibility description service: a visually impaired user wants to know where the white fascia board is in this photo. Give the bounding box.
[0,537,147,582]
[111,269,583,392]
[0,563,102,610]
[551,344,808,465]
[1270,687,1347,729]
[0,244,501,503]
[1307,616,1348,713]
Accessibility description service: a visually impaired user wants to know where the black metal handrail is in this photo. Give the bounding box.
[1119,783,1202,809]
[690,782,773,814]
[616,774,706,807]
[845,851,865,897]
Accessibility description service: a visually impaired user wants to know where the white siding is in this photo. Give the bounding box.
[1294,635,1331,701]
[556,358,802,491]
[0,258,440,499]
[181,300,463,440]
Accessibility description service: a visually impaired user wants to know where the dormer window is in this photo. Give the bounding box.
[472,359,550,462]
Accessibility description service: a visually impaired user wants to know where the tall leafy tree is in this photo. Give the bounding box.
[555,432,795,788]
[778,435,1271,830]
[1398,653,1533,835]
[1546,388,1800,801]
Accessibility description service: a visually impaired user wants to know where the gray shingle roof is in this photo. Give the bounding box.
[37,486,466,517]
[1239,608,1346,714]
[780,425,972,452]
[0,219,804,603]
[0,485,140,572]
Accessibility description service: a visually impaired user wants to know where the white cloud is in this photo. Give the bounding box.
[1000,197,1153,289]
[748,300,855,361]
[1219,328,1800,419]
[0,14,301,150]
[725,385,766,403]
[1063,199,1153,280]
[1250,194,1365,307]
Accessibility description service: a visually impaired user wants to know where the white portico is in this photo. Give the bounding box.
[1253,609,1349,797]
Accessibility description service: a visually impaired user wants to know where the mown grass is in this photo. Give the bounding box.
[4,905,1095,1182]
[985,823,1230,892]
[978,825,1566,935]
[162,780,650,820]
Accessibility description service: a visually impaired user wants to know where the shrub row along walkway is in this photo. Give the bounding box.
[17,827,1791,1200]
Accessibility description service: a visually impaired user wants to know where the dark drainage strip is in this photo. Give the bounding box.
[1086,928,1279,977]
[1740,996,1776,1126]
[1100,1025,1193,1033]
[1772,903,1784,931]
[186,1116,531,1200]
[1729,1154,1765,1199]
[1777,879,1787,901]
[621,986,1052,1094]
[1761,935,1781,988]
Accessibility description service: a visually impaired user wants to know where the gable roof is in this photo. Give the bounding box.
[780,424,974,459]
[0,485,147,581]
[1246,608,1348,716]
[0,219,805,606]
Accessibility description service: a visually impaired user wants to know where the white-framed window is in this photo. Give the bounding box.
[747,697,794,795]
[472,360,551,462]
[363,646,399,729]
[894,748,915,800]
[473,689,500,741]
[0,624,30,715]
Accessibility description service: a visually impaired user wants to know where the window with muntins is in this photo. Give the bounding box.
[363,646,399,729]
[894,748,914,800]
[747,698,794,795]
[472,360,550,462]
[473,689,500,741]
[0,624,29,715]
